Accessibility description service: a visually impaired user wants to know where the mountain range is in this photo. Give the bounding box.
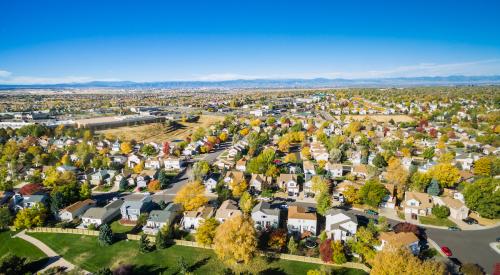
[1,75,500,89]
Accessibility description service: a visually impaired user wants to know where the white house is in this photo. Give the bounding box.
[145,158,162,170]
[249,174,272,192]
[203,173,220,193]
[164,157,184,170]
[81,199,123,227]
[303,160,316,175]
[403,192,433,216]
[58,199,96,221]
[433,196,469,220]
[181,206,215,231]
[325,162,343,178]
[143,204,182,235]
[324,209,358,241]
[287,205,317,236]
[278,174,299,197]
[251,201,280,231]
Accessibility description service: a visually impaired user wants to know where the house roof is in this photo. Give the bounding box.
[61,199,95,214]
[288,205,316,220]
[278,173,298,183]
[184,206,215,219]
[225,171,245,183]
[303,160,315,171]
[252,201,280,216]
[148,204,182,223]
[405,192,433,209]
[440,196,466,209]
[215,200,242,220]
[380,232,419,246]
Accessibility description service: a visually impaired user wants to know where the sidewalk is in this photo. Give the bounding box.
[14,230,90,274]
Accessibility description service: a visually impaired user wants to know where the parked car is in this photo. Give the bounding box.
[441,246,453,257]
[462,217,478,225]
[448,226,461,231]
[364,209,378,216]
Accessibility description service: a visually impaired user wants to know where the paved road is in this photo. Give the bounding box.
[15,230,89,274]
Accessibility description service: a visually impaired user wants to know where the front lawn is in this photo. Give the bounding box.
[110,220,135,234]
[0,230,48,271]
[28,233,367,275]
[419,216,457,227]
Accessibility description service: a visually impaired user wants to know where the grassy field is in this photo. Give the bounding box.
[28,233,367,275]
[0,231,48,271]
[97,115,224,143]
[419,216,457,227]
[335,115,414,123]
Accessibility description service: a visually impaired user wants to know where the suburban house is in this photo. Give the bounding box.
[235,158,247,172]
[287,205,317,236]
[324,208,358,241]
[403,192,433,217]
[164,157,184,170]
[433,196,469,220]
[12,193,49,211]
[143,203,183,235]
[224,171,245,186]
[145,158,162,170]
[215,199,242,223]
[127,154,141,168]
[351,164,368,179]
[249,174,272,192]
[278,173,299,197]
[380,184,397,209]
[120,194,153,221]
[303,160,316,175]
[375,232,420,255]
[181,205,216,231]
[81,199,123,227]
[203,173,220,193]
[58,199,96,221]
[251,201,281,231]
[136,170,156,188]
[325,162,343,178]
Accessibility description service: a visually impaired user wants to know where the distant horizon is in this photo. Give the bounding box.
[1,1,500,85]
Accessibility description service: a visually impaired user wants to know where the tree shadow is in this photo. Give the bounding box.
[25,257,50,273]
[189,257,211,272]
[260,267,287,275]
[133,264,168,275]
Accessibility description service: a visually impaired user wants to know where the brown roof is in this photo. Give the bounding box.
[62,199,95,214]
[288,205,317,220]
[278,173,298,183]
[225,171,245,183]
[441,196,465,209]
[405,192,433,209]
[380,232,419,246]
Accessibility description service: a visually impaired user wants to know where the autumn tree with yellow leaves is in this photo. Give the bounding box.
[213,214,257,266]
[174,181,208,211]
[386,157,409,199]
[371,247,445,275]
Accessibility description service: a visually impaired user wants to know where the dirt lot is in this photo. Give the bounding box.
[337,115,414,123]
[96,115,224,143]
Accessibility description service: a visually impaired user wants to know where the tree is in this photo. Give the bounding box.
[473,157,493,177]
[147,179,161,192]
[119,177,128,191]
[239,192,255,213]
[372,154,387,168]
[432,205,450,219]
[133,161,144,174]
[14,203,47,229]
[460,263,484,275]
[141,144,157,157]
[463,177,500,219]
[410,172,432,192]
[426,179,441,196]
[331,240,347,264]
[422,147,435,160]
[98,223,113,246]
[158,171,169,189]
[196,218,219,246]
[219,132,228,142]
[287,237,298,255]
[301,146,311,160]
[177,256,191,275]
[155,225,170,249]
[348,227,378,264]
[311,176,329,194]
[267,229,287,251]
[319,239,333,263]
[0,254,28,275]
[316,192,331,216]
[307,270,327,275]
[284,153,298,163]
[139,234,151,253]
[343,185,361,205]
[371,246,445,275]
[120,142,133,154]
[192,127,206,141]
[193,161,210,180]
[174,181,208,211]
[329,148,343,163]
[230,179,248,198]
[213,215,257,265]
[429,163,460,187]
[386,157,409,199]
[358,179,388,207]
[0,207,12,229]
[95,267,113,275]
[79,181,92,199]
[393,222,422,238]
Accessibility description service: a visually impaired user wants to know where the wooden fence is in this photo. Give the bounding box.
[25,227,370,273]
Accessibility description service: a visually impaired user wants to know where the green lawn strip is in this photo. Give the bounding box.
[28,233,366,275]
[419,216,457,227]
[110,220,134,234]
[0,230,48,272]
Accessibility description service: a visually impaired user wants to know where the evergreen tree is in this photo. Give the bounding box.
[287,238,298,255]
[119,177,128,191]
[426,179,441,196]
[139,234,151,253]
[158,170,169,189]
[98,224,113,246]
[50,191,64,215]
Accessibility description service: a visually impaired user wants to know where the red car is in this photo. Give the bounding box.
[441,246,452,257]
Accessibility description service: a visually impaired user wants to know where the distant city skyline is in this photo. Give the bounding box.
[1,0,500,84]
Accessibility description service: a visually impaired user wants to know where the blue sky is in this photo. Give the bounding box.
[1,0,500,84]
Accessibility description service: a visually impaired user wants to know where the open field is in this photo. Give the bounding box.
[0,231,48,271]
[335,115,414,123]
[96,115,224,143]
[29,233,367,275]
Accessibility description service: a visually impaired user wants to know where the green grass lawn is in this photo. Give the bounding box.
[110,220,135,234]
[419,216,457,227]
[0,230,48,271]
[29,233,367,275]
